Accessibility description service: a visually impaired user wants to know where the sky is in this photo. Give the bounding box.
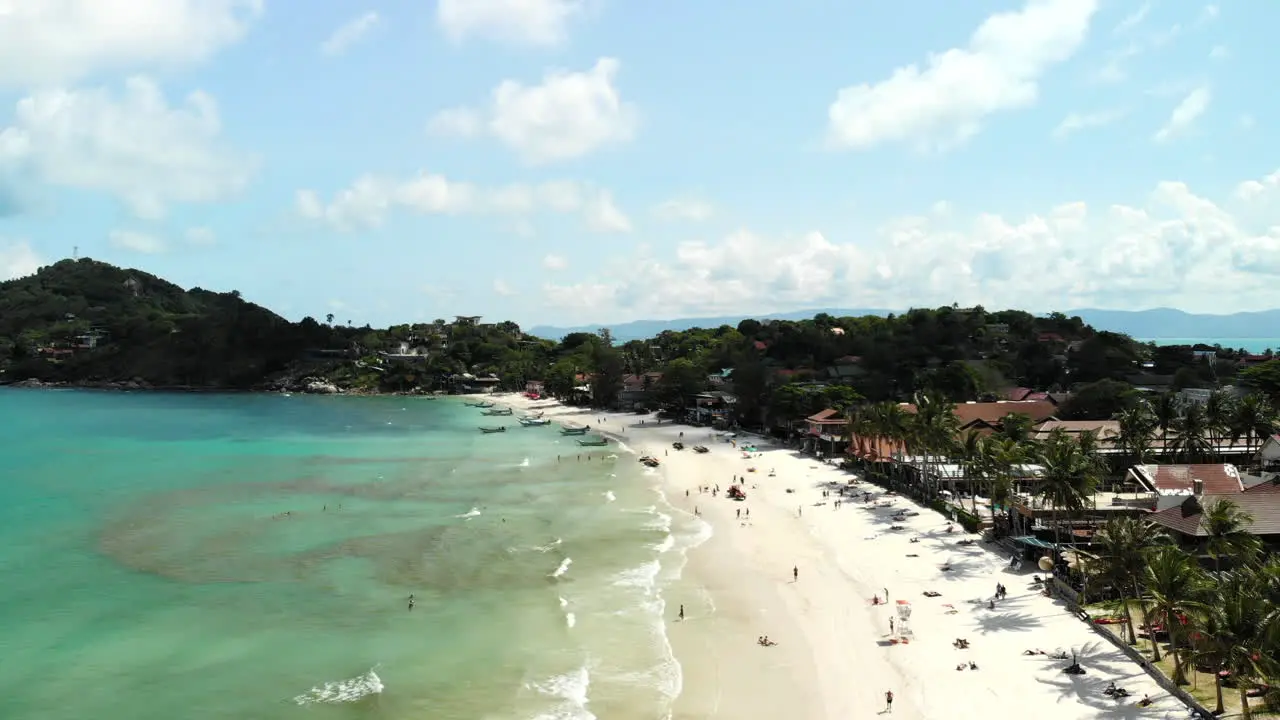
[0,0,1277,329]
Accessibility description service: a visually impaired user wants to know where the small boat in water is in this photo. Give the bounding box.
[482,408,513,416]
[520,417,551,427]
[560,424,590,435]
[478,426,507,433]
[577,436,609,446]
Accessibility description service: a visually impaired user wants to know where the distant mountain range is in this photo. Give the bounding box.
[528,307,1280,343]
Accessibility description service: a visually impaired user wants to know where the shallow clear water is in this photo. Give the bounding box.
[0,390,708,720]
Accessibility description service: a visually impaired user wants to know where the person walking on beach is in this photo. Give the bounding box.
[889,617,894,634]
[793,565,799,582]
[884,690,894,712]
[679,604,684,621]
[884,587,890,602]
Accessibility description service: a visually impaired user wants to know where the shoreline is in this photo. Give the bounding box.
[491,393,1192,720]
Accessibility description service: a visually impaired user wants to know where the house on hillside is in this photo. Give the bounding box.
[618,372,662,410]
[689,391,736,427]
[1125,463,1245,511]
[826,356,865,381]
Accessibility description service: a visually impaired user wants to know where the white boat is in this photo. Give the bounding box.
[519,417,551,426]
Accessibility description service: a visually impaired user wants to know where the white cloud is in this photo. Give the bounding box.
[493,279,517,296]
[185,227,216,246]
[0,0,261,89]
[585,190,632,233]
[109,230,166,254]
[429,58,637,164]
[1153,86,1210,142]
[0,239,42,280]
[653,198,714,222]
[541,169,1280,321]
[0,77,255,219]
[826,0,1098,152]
[322,12,380,56]
[1209,45,1228,61]
[1112,2,1150,34]
[1052,108,1125,139]
[542,254,568,271]
[436,0,583,46]
[296,173,629,234]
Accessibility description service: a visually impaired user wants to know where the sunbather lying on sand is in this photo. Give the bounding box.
[923,591,941,597]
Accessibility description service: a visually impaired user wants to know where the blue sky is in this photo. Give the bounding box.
[0,0,1276,328]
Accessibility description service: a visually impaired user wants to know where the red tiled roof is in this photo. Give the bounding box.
[806,408,844,424]
[753,340,768,351]
[1005,387,1034,400]
[952,400,1058,427]
[1150,492,1280,537]
[1134,464,1244,496]
[1245,477,1280,495]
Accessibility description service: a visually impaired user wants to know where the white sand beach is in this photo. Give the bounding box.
[491,394,1192,720]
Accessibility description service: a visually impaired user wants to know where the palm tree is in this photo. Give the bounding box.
[1152,392,1182,459]
[1204,390,1237,462]
[1093,516,1169,644]
[957,430,987,516]
[1232,394,1277,464]
[1142,545,1206,679]
[1034,430,1099,550]
[911,393,958,500]
[1189,568,1280,719]
[1199,497,1262,573]
[982,436,1025,532]
[1115,404,1156,468]
[1171,402,1214,463]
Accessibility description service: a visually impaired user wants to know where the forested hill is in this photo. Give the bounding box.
[0,258,339,388]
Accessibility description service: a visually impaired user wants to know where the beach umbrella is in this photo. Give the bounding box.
[1038,555,1054,571]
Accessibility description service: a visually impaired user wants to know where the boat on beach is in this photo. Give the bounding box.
[478,426,506,433]
[639,456,660,468]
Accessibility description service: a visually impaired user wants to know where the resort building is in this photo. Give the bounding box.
[1125,463,1245,511]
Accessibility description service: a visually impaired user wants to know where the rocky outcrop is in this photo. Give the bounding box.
[302,378,341,394]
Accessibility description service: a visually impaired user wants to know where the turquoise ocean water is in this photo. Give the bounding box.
[1139,338,1280,352]
[0,390,708,720]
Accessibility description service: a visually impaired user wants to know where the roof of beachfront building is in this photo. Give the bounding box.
[1128,464,1244,496]
[1031,420,1121,444]
[1150,492,1280,537]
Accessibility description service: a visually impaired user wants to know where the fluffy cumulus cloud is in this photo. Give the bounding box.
[0,239,42,280]
[0,0,262,88]
[542,169,1280,321]
[827,0,1099,151]
[296,173,630,234]
[0,77,255,219]
[436,0,584,46]
[321,12,380,56]
[428,58,637,164]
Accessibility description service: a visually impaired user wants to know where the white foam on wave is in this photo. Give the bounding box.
[519,457,531,468]
[528,665,596,720]
[550,557,573,579]
[535,538,563,553]
[456,507,481,519]
[565,612,576,629]
[612,559,660,596]
[603,491,616,503]
[292,668,384,705]
[652,533,674,553]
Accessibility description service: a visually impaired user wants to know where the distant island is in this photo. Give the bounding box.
[531,307,1280,344]
[7,259,1280,425]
